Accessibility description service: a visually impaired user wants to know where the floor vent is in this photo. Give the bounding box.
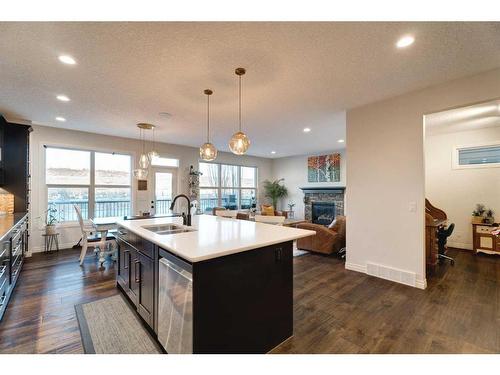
[366,262,416,287]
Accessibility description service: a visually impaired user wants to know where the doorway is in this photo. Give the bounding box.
[152,168,177,215]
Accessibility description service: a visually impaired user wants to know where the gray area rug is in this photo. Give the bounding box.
[75,294,162,354]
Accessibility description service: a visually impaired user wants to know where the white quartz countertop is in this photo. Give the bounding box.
[116,214,315,263]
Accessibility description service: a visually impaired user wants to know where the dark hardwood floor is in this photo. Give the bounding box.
[1,247,499,354]
[0,249,118,354]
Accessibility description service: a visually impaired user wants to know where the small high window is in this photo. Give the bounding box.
[455,144,500,168]
[150,155,179,167]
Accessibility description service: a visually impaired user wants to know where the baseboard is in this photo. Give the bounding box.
[447,241,472,251]
[30,241,76,254]
[345,262,366,274]
[345,261,427,289]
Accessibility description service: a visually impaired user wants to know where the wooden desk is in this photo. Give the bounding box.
[425,217,447,267]
[472,223,500,255]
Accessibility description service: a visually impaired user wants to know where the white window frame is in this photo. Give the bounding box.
[43,144,134,225]
[452,141,500,170]
[198,162,258,210]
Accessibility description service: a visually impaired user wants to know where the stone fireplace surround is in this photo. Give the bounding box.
[300,187,345,223]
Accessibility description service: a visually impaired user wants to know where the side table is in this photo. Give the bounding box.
[42,233,60,253]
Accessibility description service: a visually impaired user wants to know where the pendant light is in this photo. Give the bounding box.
[133,123,155,179]
[148,126,159,159]
[229,67,250,155]
[199,89,218,161]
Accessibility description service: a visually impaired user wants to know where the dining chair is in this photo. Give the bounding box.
[74,205,117,266]
[236,212,250,220]
[215,210,238,218]
[212,207,227,215]
[254,215,286,226]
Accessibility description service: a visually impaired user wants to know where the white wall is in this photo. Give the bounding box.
[271,150,346,218]
[346,68,500,289]
[29,125,273,253]
[425,126,500,250]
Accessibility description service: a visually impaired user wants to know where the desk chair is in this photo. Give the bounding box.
[438,223,455,265]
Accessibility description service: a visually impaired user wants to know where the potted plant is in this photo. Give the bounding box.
[288,201,296,212]
[263,178,288,210]
[44,205,59,235]
[485,209,495,224]
[471,203,486,224]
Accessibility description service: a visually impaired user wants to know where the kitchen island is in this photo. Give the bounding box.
[115,214,315,354]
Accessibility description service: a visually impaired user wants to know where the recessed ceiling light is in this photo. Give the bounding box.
[338,139,345,143]
[58,55,76,65]
[396,35,415,48]
[303,127,311,133]
[159,112,172,118]
[56,95,70,102]
[55,116,66,122]
[271,151,276,154]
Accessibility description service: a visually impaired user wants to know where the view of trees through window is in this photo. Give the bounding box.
[46,147,132,221]
[198,162,257,213]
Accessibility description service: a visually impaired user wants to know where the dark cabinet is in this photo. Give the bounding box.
[116,231,155,330]
[136,251,154,326]
[0,214,28,321]
[192,241,293,353]
[116,238,132,299]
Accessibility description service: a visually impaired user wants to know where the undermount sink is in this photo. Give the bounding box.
[142,224,196,235]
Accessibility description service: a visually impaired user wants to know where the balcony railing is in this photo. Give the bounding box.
[48,197,255,222]
[198,198,254,213]
[48,199,132,222]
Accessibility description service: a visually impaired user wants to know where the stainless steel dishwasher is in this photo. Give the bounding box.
[157,250,193,354]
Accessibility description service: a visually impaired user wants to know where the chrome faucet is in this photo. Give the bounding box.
[169,194,192,226]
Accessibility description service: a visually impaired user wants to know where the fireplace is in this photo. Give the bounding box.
[311,201,336,225]
[300,186,345,223]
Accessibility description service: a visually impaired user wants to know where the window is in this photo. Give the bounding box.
[198,162,257,213]
[46,147,132,222]
[454,143,500,169]
[151,155,179,167]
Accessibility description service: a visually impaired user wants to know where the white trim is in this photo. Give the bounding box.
[345,261,366,273]
[452,141,500,170]
[30,241,77,254]
[345,261,427,289]
[41,143,135,222]
[415,278,427,290]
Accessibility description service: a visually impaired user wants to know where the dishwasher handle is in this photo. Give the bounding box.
[159,257,193,282]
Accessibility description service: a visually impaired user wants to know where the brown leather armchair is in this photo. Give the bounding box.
[296,216,346,255]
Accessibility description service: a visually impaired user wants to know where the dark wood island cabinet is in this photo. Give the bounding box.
[114,218,299,354]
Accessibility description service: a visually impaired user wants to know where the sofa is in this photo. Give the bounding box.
[296,216,346,255]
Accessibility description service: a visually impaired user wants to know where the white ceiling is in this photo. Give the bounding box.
[425,99,500,136]
[1,22,500,158]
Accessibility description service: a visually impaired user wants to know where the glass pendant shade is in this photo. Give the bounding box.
[139,152,150,169]
[133,168,148,179]
[148,150,159,159]
[200,142,218,161]
[199,88,218,161]
[229,131,250,155]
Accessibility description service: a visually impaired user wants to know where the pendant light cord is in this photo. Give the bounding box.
[238,74,242,132]
[207,93,210,143]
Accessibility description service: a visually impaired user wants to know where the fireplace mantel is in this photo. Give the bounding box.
[299,186,346,194]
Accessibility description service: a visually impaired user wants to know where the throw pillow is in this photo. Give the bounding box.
[262,205,275,216]
[328,218,337,229]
